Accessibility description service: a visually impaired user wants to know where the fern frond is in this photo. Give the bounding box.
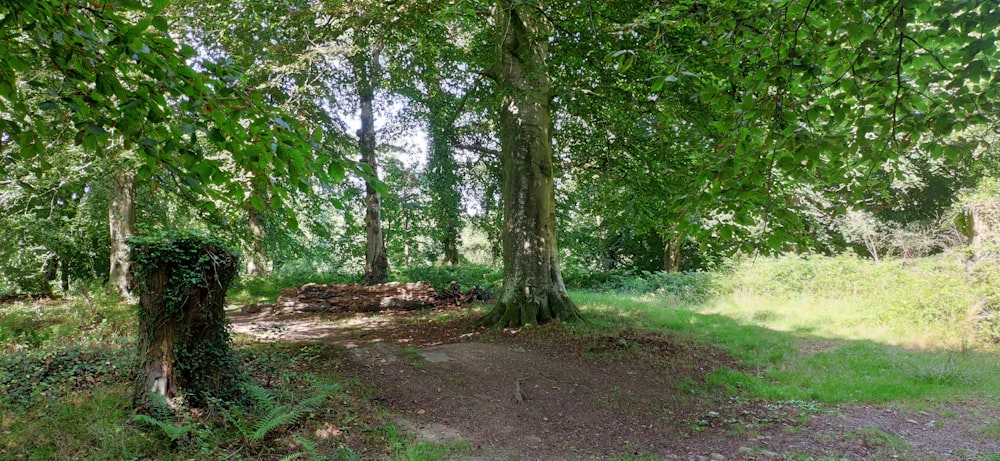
[335,444,363,461]
[293,435,319,457]
[242,382,278,410]
[130,414,192,441]
[251,406,305,442]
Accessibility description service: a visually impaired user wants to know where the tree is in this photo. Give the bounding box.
[351,39,391,285]
[1,0,345,285]
[109,169,137,296]
[479,0,582,327]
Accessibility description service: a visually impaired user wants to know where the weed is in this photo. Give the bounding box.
[401,345,426,369]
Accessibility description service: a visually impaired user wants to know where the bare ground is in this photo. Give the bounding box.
[229,306,1000,461]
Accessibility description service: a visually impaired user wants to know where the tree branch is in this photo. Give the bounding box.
[452,143,500,156]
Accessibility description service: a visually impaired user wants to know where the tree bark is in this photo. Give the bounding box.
[353,44,389,285]
[662,233,683,272]
[132,239,242,410]
[480,1,582,327]
[245,174,270,277]
[109,171,136,298]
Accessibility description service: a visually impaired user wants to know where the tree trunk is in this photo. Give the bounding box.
[354,45,389,286]
[132,238,242,410]
[662,233,683,272]
[245,175,270,277]
[428,115,462,265]
[426,75,464,265]
[480,1,582,327]
[109,172,136,298]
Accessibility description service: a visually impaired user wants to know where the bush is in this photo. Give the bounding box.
[562,267,715,304]
[395,264,502,293]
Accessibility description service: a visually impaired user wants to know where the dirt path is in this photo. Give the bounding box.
[229,308,1000,460]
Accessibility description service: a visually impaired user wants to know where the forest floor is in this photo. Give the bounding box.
[229,305,1000,461]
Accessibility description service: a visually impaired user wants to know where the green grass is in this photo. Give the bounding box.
[0,287,134,351]
[1,385,170,460]
[570,253,1000,405]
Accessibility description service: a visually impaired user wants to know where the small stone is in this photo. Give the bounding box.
[907,419,919,425]
[710,453,725,461]
[760,450,780,459]
[738,447,753,455]
[695,456,709,461]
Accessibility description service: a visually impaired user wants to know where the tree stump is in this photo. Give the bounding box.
[129,235,243,410]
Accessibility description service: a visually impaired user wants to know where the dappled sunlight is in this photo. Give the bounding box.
[229,306,485,347]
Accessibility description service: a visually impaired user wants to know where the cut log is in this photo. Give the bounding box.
[275,281,491,314]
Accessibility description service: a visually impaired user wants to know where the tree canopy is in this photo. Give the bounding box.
[2,0,999,326]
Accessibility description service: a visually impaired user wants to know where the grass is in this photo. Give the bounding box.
[3,252,999,459]
[570,252,1000,405]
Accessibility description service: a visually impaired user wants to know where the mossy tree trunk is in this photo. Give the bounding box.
[131,236,242,410]
[426,74,464,266]
[480,1,582,327]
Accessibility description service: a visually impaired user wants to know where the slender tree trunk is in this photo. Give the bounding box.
[353,45,389,285]
[245,208,268,276]
[480,1,582,327]
[245,175,270,277]
[109,171,136,298]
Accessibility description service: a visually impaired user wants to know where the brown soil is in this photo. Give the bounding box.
[229,306,1000,460]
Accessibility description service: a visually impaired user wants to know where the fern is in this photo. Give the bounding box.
[244,382,279,409]
[250,392,326,442]
[131,414,193,441]
[334,445,363,461]
[222,382,331,444]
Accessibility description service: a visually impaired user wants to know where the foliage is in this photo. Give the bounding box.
[8,0,345,200]
[396,264,502,293]
[562,268,715,304]
[0,342,132,409]
[719,253,984,332]
[0,149,112,294]
[218,382,332,445]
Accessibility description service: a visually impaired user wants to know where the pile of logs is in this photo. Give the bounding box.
[275,281,491,314]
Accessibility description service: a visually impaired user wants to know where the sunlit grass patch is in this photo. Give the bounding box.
[0,288,133,352]
[571,254,1000,405]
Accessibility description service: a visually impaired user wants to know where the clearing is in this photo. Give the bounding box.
[229,304,1000,461]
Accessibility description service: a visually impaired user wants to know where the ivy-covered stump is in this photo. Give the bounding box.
[129,235,243,410]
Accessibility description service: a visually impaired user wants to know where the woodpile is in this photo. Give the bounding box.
[275,281,490,314]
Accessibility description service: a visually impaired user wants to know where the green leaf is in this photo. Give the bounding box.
[150,0,170,14]
[151,16,169,33]
[327,163,346,183]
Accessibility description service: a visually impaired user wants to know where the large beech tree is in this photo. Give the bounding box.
[479,0,582,327]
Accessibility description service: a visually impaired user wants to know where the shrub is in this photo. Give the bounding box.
[395,264,502,293]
